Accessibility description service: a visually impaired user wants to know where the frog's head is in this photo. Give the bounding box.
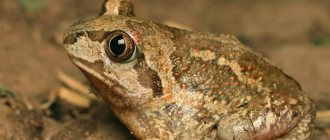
[63,0,176,109]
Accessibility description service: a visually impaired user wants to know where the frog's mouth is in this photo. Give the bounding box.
[72,60,108,84]
[71,59,131,93]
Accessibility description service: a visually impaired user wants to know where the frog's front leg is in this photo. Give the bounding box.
[216,93,314,140]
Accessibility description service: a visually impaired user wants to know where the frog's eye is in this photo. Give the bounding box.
[105,31,138,63]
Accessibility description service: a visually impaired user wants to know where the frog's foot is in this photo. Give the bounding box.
[216,94,315,140]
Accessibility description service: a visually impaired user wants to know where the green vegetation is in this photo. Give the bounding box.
[312,37,330,47]
[0,85,16,98]
[20,0,48,11]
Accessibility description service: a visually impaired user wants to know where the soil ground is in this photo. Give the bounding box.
[0,0,329,139]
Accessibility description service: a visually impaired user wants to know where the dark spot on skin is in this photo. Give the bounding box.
[189,82,200,89]
[238,102,249,108]
[212,124,218,130]
[63,31,85,45]
[292,111,299,118]
[271,107,275,112]
[164,102,177,113]
[134,55,163,97]
[276,112,280,117]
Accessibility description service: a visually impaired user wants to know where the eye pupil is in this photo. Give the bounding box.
[109,35,126,56]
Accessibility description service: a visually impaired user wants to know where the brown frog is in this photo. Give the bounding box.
[63,0,315,139]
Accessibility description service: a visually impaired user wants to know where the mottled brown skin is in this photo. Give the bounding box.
[63,0,315,139]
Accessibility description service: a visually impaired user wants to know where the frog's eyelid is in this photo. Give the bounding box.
[125,29,142,46]
[108,29,142,46]
[103,29,140,43]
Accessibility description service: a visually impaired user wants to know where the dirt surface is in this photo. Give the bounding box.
[0,0,330,139]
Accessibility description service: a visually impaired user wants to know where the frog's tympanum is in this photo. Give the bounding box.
[63,0,315,139]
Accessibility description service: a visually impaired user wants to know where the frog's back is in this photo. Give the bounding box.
[164,29,315,139]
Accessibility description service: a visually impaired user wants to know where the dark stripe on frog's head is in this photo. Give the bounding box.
[133,55,163,97]
[63,31,85,45]
[86,30,109,42]
[63,30,109,45]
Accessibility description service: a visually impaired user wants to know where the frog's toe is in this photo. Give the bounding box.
[217,94,314,140]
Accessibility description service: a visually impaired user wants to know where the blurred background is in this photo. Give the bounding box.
[0,0,329,139]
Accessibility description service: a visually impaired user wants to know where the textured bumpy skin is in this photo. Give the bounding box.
[63,0,315,139]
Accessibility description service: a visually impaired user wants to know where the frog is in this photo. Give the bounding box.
[63,0,315,139]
